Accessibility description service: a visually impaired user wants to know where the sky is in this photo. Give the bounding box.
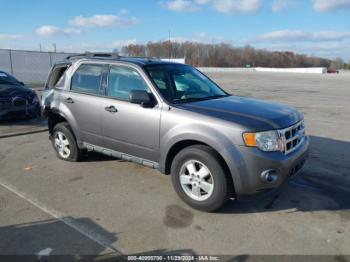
[0,0,350,60]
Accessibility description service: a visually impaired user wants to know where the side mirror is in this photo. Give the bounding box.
[129,90,154,107]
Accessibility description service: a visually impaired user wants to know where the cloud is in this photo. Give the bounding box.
[69,14,140,28]
[167,32,228,44]
[254,41,350,60]
[119,9,129,15]
[211,0,261,13]
[312,0,350,11]
[194,0,211,3]
[254,29,350,59]
[162,0,261,13]
[63,28,81,34]
[272,0,296,12]
[0,34,23,41]
[36,26,60,36]
[56,40,138,53]
[258,30,350,42]
[162,0,200,12]
[36,25,81,36]
[112,39,138,48]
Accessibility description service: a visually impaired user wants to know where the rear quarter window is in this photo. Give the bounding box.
[47,64,70,89]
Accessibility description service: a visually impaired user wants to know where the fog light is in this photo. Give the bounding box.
[261,170,278,183]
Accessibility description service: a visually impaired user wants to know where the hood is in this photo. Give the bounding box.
[0,84,34,99]
[176,96,303,131]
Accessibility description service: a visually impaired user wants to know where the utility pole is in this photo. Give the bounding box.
[168,30,171,61]
[53,43,57,53]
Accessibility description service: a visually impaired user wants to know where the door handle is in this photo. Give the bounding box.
[65,97,74,104]
[105,105,118,113]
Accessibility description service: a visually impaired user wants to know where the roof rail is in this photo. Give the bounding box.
[121,56,160,60]
[66,52,120,60]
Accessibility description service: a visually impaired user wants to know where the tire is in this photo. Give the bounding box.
[171,145,233,212]
[52,122,80,162]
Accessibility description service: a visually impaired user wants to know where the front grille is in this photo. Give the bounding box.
[279,120,306,154]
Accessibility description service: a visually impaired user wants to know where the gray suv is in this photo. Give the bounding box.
[42,53,309,212]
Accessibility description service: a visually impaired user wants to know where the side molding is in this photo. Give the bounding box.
[82,142,160,169]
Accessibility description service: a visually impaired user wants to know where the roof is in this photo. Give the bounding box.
[63,52,180,66]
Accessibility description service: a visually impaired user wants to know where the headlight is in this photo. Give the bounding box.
[31,95,39,104]
[243,130,284,152]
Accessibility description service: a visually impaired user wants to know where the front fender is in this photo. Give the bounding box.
[159,123,246,192]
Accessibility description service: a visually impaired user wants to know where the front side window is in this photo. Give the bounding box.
[71,64,105,95]
[107,66,148,101]
[146,64,228,103]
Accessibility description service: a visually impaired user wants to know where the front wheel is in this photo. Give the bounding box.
[171,145,233,212]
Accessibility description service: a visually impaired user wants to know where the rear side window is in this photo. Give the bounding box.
[107,66,148,101]
[71,64,105,95]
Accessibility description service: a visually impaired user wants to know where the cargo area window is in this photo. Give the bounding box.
[47,64,70,89]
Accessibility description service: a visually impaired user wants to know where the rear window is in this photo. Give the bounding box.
[71,64,105,95]
[0,72,22,86]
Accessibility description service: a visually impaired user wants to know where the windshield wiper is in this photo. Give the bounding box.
[173,94,229,104]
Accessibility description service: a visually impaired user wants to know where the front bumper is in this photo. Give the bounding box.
[223,136,310,197]
[0,102,41,120]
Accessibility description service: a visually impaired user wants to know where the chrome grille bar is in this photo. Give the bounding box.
[278,120,306,155]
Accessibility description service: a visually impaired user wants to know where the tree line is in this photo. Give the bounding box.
[118,41,348,69]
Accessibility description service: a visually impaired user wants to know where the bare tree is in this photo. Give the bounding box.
[118,41,334,68]
[330,57,345,69]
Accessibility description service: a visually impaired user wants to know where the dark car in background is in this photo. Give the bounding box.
[0,71,41,121]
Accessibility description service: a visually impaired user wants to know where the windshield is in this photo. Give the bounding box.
[0,72,21,86]
[145,64,228,103]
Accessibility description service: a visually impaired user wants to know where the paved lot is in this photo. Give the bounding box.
[0,72,349,256]
[0,118,47,138]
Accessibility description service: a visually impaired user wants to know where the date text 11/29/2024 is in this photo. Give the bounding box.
[127,255,220,261]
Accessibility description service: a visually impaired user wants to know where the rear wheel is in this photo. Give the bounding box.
[171,145,232,212]
[52,122,80,162]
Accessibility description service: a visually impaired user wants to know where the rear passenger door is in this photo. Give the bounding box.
[60,63,107,146]
[101,65,161,162]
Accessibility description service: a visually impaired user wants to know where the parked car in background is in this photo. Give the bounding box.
[0,71,41,121]
[42,53,309,212]
[327,68,339,74]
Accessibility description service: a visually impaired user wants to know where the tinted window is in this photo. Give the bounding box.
[0,72,21,86]
[71,64,105,95]
[107,66,148,101]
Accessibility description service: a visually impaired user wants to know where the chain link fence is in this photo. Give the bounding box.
[0,49,75,87]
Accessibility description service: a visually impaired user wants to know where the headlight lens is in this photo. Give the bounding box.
[243,130,284,152]
[31,95,39,104]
